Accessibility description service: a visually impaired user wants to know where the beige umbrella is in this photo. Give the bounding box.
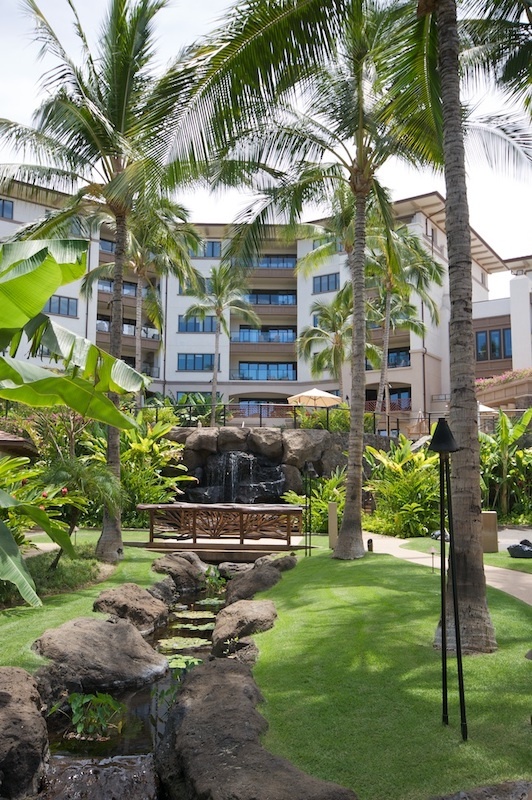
[287,387,342,407]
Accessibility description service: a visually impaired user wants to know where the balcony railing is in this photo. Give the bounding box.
[230,330,296,343]
[141,364,160,378]
[250,256,296,269]
[229,370,297,381]
[141,326,160,340]
[244,293,297,306]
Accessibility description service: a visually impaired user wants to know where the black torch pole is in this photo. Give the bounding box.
[439,452,449,727]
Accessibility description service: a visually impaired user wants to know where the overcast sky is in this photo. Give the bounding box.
[0,0,530,296]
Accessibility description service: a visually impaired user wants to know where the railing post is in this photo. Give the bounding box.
[223,404,226,427]
[326,406,330,431]
[293,406,297,429]
[373,412,376,434]
[189,405,193,425]
[259,404,263,427]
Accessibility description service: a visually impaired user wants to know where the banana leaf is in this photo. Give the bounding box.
[0,520,41,608]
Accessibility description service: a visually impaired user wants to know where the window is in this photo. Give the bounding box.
[387,348,410,368]
[177,353,217,371]
[44,295,78,317]
[236,362,297,381]
[503,328,512,358]
[245,291,297,305]
[232,327,296,343]
[476,331,488,361]
[489,329,502,360]
[313,315,320,328]
[98,278,113,293]
[178,315,217,333]
[123,281,137,297]
[475,328,512,361]
[253,255,296,269]
[313,273,340,294]
[123,318,136,336]
[0,199,14,220]
[100,238,116,253]
[179,278,213,295]
[312,237,343,252]
[389,388,411,410]
[96,316,110,332]
[189,240,222,258]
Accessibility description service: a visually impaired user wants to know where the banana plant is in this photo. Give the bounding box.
[479,407,532,517]
[0,240,148,605]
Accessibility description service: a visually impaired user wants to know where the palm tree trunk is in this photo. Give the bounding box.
[376,290,392,413]
[434,0,496,652]
[333,194,367,560]
[95,209,126,563]
[135,277,144,408]
[210,323,220,427]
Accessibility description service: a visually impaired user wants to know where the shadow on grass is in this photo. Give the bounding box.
[252,552,532,800]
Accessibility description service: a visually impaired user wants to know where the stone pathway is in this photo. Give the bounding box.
[363,528,532,607]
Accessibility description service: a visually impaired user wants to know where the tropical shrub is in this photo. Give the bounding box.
[283,467,346,533]
[364,435,440,537]
[296,405,375,433]
[172,392,229,427]
[479,407,532,519]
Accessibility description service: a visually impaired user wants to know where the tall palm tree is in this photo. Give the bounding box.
[0,0,201,562]
[207,4,442,560]
[298,283,354,400]
[80,198,202,399]
[365,221,444,413]
[183,264,261,426]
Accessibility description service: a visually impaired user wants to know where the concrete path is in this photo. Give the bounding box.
[363,529,532,607]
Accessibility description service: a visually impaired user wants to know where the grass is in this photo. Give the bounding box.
[0,530,158,672]
[400,536,532,573]
[253,549,532,800]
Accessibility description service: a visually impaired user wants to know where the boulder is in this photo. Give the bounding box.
[33,617,168,706]
[41,754,158,800]
[248,427,283,461]
[218,562,254,580]
[155,659,357,800]
[185,428,219,453]
[320,432,348,476]
[225,564,282,605]
[0,667,49,800]
[211,599,277,657]
[282,429,329,469]
[432,782,532,800]
[281,463,303,493]
[217,427,249,451]
[166,427,195,445]
[254,554,298,572]
[170,550,210,574]
[93,583,168,635]
[148,576,177,605]
[181,448,208,471]
[152,553,207,594]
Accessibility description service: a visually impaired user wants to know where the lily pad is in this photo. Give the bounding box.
[158,636,208,653]
[171,622,215,632]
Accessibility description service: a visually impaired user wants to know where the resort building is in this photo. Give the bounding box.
[1,183,531,430]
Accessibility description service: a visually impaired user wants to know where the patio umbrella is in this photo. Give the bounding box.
[478,403,496,413]
[287,387,342,407]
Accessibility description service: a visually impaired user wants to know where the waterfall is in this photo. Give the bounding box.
[186,451,285,504]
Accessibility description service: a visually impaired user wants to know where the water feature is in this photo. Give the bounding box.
[185,450,285,504]
[47,593,221,759]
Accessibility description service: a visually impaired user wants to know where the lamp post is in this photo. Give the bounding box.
[303,461,318,557]
[428,417,468,741]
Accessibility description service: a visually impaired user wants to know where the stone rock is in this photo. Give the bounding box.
[155,659,357,800]
[148,576,177,605]
[41,754,158,800]
[254,554,298,572]
[282,429,329,468]
[225,564,282,605]
[212,599,277,657]
[431,781,532,800]
[217,426,249,451]
[0,667,49,800]
[181,448,208,471]
[320,432,348,476]
[93,583,168,635]
[185,428,219,453]
[166,427,195,445]
[152,553,207,594]
[33,617,168,706]
[170,550,210,574]
[232,637,260,665]
[218,561,254,580]
[248,427,283,461]
[281,463,304,493]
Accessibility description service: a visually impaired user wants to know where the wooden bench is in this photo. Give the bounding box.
[133,502,305,562]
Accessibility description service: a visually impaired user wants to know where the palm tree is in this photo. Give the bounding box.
[206,4,442,560]
[365,221,444,414]
[80,198,202,401]
[0,0,201,562]
[183,264,261,426]
[298,283,353,400]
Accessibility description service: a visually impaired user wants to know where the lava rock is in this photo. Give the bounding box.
[225,564,282,605]
[41,754,158,800]
[93,583,168,635]
[152,553,207,593]
[211,599,277,657]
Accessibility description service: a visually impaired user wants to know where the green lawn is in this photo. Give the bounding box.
[400,536,532,573]
[1,531,157,672]
[253,550,532,800]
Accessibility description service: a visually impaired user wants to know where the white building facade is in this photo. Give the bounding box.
[1,184,530,429]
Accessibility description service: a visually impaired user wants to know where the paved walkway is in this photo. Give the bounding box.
[363,528,532,607]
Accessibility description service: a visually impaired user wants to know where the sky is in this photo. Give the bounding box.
[0,0,530,298]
